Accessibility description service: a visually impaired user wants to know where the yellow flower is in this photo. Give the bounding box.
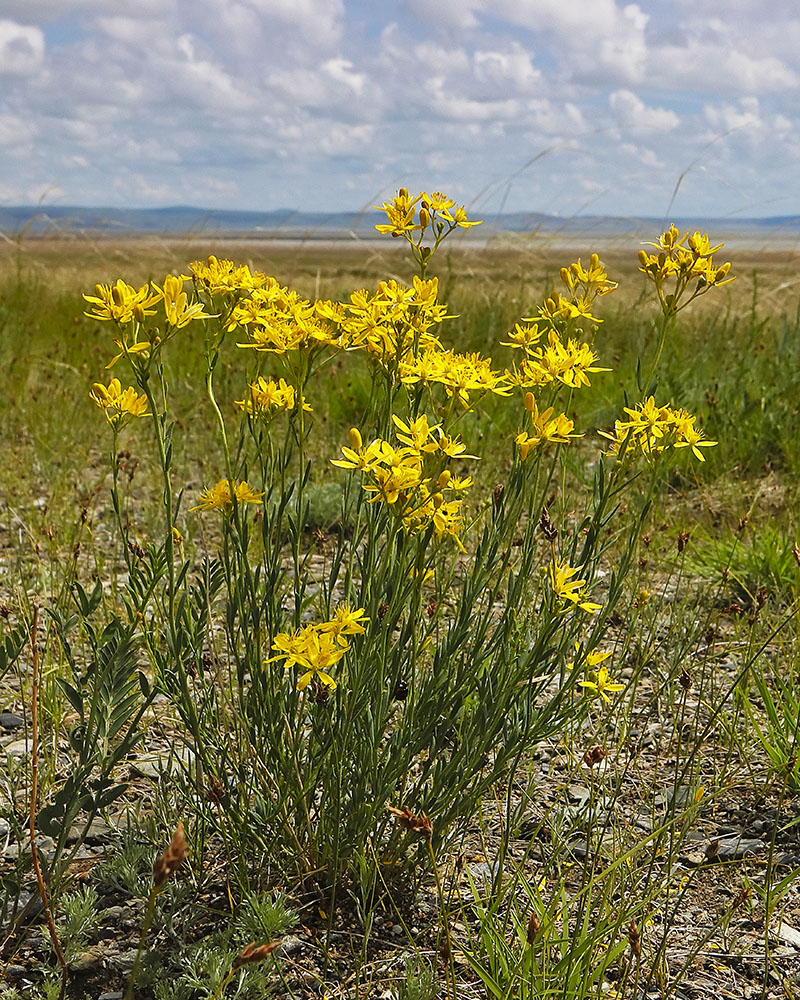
[560,254,618,298]
[364,463,425,505]
[516,397,582,459]
[579,665,625,704]
[318,606,370,646]
[331,430,387,473]
[392,414,440,452]
[375,188,422,236]
[671,408,717,461]
[548,559,602,614]
[190,479,264,512]
[90,378,150,427]
[374,188,482,240]
[270,624,347,691]
[153,274,214,329]
[83,279,160,324]
[502,322,543,351]
[566,644,613,672]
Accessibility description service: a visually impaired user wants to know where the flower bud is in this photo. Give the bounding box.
[524,391,535,413]
[436,470,451,490]
[419,207,430,228]
[348,427,362,450]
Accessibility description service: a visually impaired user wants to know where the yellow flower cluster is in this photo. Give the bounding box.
[229,277,335,354]
[332,416,474,550]
[90,378,150,427]
[190,479,265,512]
[515,392,581,460]
[334,276,448,363]
[190,255,269,296]
[400,348,511,408]
[375,188,481,239]
[505,255,614,392]
[84,274,214,367]
[84,275,213,330]
[508,332,609,390]
[638,225,734,316]
[270,606,369,690]
[599,396,717,461]
[235,376,311,417]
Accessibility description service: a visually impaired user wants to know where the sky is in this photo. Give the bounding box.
[1,0,798,219]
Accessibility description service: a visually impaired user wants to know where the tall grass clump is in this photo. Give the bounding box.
[75,197,728,879]
[4,190,743,997]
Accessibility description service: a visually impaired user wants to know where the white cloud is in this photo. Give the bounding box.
[0,112,37,147]
[474,44,541,93]
[242,0,345,46]
[652,42,798,94]
[425,77,520,122]
[95,15,167,45]
[485,0,650,83]
[704,97,761,135]
[0,1,798,217]
[322,58,366,96]
[317,123,375,156]
[0,19,45,76]
[610,90,680,132]
[402,0,482,30]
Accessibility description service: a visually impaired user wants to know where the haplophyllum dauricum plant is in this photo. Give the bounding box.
[81,193,729,899]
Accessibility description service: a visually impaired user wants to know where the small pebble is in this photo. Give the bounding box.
[0,712,24,731]
[276,934,305,956]
[110,948,139,971]
[71,946,105,971]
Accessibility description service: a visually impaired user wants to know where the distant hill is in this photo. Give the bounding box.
[2,204,799,240]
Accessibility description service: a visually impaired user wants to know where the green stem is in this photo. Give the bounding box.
[124,884,160,1000]
[141,369,176,623]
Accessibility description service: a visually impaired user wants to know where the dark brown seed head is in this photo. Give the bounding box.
[393,678,409,701]
[539,507,557,542]
[387,805,433,841]
[232,941,280,970]
[627,919,641,958]
[526,911,541,946]
[153,821,187,888]
[583,745,605,768]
